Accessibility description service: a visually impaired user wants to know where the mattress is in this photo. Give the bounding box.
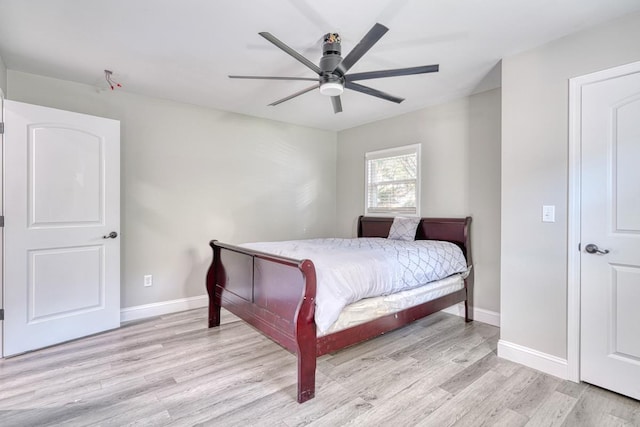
[242,237,468,332]
[318,273,465,336]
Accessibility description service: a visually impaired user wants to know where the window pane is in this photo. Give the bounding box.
[365,145,420,215]
[368,154,417,184]
[368,182,416,208]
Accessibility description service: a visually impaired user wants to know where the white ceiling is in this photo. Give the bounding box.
[1,0,639,131]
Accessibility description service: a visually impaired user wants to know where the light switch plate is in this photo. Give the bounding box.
[542,205,555,222]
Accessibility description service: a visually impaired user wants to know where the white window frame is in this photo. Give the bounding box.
[364,143,421,217]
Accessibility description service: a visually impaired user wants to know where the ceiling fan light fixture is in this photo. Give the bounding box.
[319,81,344,96]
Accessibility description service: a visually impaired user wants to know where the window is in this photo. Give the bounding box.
[365,144,421,216]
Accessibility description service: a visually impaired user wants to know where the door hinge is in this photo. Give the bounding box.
[0,215,3,227]
[0,122,4,134]
[578,242,581,251]
[0,309,4,321]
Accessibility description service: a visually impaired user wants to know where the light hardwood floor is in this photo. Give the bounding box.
[0,308,638,426]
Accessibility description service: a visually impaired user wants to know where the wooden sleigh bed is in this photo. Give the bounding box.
[206,216,473,403]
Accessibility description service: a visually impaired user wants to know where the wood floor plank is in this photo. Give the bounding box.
[62,394,171,427]
[562,384,640,427]
[491,408,530,427]
[304,397,373,426]
[347,357,426,402]
[508,369,563,418]
[160,355,298,424]
[417,370,508,427]
[451,367,541,427]
[439,352,499,395]
[0,308,638,426]
[555,380,589,399]
[410,326,493,365]
[208,373,348,427]
[387,318,470,361]
[524,390,576,427]
[343,380,452,426]
[279,377,357,426]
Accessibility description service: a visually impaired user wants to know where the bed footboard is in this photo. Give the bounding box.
[206,240,318,402]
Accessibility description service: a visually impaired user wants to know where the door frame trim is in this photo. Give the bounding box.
[567,59,640,383]
[0,91,4,358]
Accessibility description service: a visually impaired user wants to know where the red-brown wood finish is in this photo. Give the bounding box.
[206,216,473,403]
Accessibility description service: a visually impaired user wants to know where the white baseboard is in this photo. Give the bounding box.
[120,294,208,323]
[497,339,568,380]
[442,303,500,327]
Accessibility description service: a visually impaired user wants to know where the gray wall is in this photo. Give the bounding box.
[7,71,337,309]
[336,88,502,313]
[501,11,640,358]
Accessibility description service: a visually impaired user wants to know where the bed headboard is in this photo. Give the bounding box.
[357,216,472,266]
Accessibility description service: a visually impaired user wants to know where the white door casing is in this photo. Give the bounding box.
[0,93,4,357]
[569,63,640,400]
[3,100,120,356]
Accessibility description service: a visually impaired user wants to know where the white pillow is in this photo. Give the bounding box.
[388,216,421,241]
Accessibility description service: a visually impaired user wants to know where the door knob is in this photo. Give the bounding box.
[103,231,118,239]
[585,243,609,255]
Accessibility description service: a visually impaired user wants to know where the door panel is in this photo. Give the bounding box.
[29,246,103,321]
[580,70,640,400]
[611,265,640,360]
[30,125,103,226]
[3,100,120,356]
[613,97,640,232]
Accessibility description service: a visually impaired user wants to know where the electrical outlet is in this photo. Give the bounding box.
[144,275,153,287]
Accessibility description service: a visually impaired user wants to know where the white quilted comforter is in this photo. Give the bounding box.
[241,238,468,332]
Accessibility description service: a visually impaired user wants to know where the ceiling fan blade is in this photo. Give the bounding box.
[347,64,439,81]
[269,83,320,106]
[345,81,404,103]
[259,32,322,75]
[336,23,389,75]
[229,75,319,81]
[331,96,343,114]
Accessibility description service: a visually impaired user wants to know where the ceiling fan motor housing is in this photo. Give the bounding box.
[320,33,343,76]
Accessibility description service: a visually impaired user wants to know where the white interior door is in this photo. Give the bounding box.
[580,67,640,400]
[3,100,120,356]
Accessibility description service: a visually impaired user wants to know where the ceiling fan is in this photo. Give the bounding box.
[229,23,439,113]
